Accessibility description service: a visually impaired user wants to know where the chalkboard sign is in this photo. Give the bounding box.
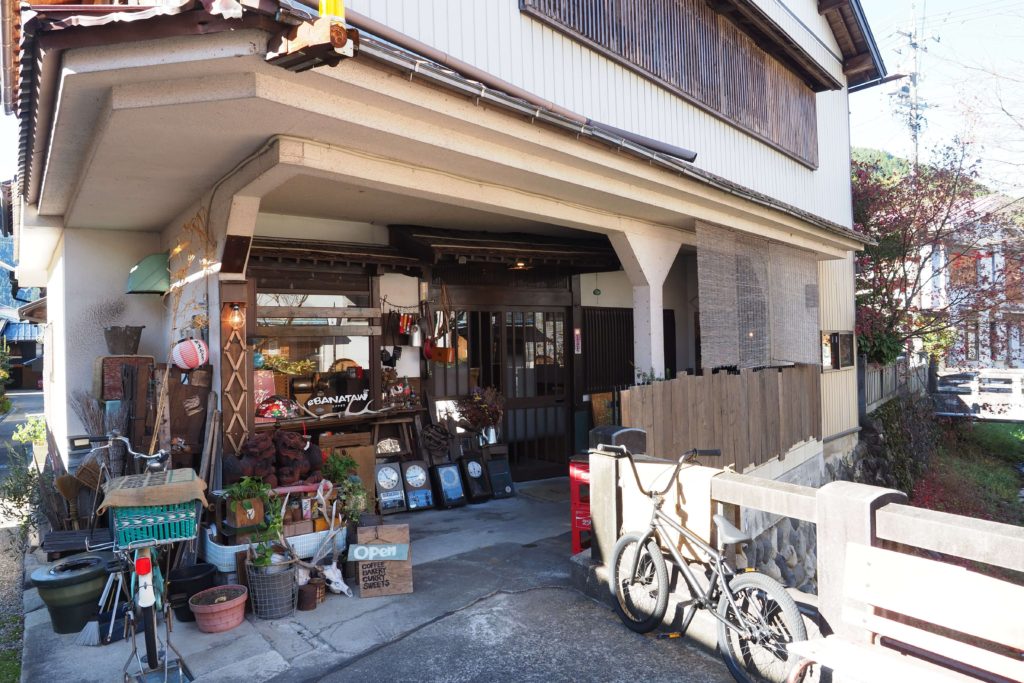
[356,523,413,598]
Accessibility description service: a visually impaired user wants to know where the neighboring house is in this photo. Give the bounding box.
[3,0,883,482]
[918,195,1024,369]
[0,320,42,389]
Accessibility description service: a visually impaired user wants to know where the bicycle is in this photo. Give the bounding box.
[594,444,807,683]
[88,433,201,683]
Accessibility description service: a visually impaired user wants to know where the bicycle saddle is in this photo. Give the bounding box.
[713,515,751,546]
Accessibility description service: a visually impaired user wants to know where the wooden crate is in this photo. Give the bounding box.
[356,523,412,598]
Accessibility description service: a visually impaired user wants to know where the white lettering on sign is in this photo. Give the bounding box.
[306,389,369,408]
[350,543,410,562]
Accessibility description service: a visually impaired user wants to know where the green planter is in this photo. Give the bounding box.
[31,551,117,634]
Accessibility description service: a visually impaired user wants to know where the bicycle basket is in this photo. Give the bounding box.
[111,502,198,547]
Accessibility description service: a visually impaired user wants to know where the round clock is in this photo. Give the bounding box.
[405,465,427,488]
[441,467,459,487]
[467,461,483,478]
[377,465,400,490]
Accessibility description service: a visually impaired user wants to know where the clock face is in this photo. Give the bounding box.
[441,466,459,487]
[467,461,483,478]
[405,465,427,488]
[377,466,400,490]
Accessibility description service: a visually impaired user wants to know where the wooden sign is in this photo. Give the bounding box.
[356,523,412,598]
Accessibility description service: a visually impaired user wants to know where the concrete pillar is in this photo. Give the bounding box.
[609,232,685,378]
[815,481,906,638]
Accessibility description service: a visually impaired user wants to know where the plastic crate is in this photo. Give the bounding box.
[111,502,198,548]
[202,526,348,573]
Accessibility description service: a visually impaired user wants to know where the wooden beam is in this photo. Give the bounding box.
[256,325,381,337]
[818,0,847,14]
[256,306,379,319]
[843,52,875,75]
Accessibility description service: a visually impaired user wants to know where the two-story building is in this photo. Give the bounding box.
[4,0,883,485]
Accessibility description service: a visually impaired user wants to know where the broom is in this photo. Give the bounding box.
[74,573,115,646]
[54,474,82,530]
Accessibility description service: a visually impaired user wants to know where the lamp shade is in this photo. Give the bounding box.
[127,252,169,294]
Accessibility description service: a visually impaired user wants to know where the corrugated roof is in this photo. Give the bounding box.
[0,321,42,342]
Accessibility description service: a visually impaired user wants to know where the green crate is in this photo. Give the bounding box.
[111,502,198,548]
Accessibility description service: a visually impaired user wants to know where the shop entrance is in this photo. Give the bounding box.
[428,306,572,481]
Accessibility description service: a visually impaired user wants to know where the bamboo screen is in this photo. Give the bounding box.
[696,223,819,369]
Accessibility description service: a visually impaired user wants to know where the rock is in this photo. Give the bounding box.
[759,561,783,582]
[783,544,799,568]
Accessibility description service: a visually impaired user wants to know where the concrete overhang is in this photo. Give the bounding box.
[32,30,863,260]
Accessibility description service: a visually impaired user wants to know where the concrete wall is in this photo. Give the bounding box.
[47,229,164,460]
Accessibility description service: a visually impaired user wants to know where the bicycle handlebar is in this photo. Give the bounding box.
[89,433,169,462]
[591,444,722,497]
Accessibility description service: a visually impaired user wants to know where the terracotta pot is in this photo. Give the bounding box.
[188,585,248,633]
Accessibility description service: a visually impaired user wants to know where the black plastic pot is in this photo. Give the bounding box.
[167,562,217,623]
[31,551,117,634]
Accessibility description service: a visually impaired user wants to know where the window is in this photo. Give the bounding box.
[949,250,979,290]
[821,331,855,370]
[253,291,376,420]
[965,319,980,361]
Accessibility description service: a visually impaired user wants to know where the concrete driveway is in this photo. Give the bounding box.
[0,390,44,478]
[21,479,734,683]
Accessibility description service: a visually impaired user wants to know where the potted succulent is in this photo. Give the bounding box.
[13,416,47,469]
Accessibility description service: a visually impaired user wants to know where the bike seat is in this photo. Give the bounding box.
[713,515,751,547]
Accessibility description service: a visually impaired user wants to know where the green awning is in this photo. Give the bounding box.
[127,252,169,294]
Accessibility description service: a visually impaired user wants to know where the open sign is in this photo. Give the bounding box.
[349,543,410,562]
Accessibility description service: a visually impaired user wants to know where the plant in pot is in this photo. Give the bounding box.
[453,386,505,444]
[246,505,298,619]
[12,415,47,469]
[323,452,367,518]
[224,476,270,533]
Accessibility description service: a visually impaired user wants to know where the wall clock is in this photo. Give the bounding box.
[375,462,407,514]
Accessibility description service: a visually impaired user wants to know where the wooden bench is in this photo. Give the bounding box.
[787,542,1024,683]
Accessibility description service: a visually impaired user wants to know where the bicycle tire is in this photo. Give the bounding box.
[609,533,669,633]
[142,603,160,670]
[716,572,807,683]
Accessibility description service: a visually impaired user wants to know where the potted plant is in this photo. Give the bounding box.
[323,453,368,516]
[224,476,270,532]
[246,504,298,619]
[454,386,505,444]
[13,415,47,468]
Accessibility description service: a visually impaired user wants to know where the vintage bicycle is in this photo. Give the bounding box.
[88,433,204,683]
[593,443,807,683]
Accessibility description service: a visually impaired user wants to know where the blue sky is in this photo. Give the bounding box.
[0,2,1020,196]
[851,0,1024,195]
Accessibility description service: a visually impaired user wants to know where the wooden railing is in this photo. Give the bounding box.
[520,0,819,166]
[619,365,821,471]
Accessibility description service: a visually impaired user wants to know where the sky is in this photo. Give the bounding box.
[0,2,1020,195]
[850,0,1024,197]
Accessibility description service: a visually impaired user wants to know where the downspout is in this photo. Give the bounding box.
[339,7,698,163]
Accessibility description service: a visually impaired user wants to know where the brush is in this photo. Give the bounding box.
[54,474,82,530]
[74,573,115,646]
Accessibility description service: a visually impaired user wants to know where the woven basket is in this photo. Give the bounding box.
[111,502,198,548]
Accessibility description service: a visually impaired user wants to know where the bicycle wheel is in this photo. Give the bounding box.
[142,604,160,670]
[716,572,807,683]
[609,533,669,633]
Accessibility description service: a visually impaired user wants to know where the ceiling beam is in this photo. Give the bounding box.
[843,52,875,75]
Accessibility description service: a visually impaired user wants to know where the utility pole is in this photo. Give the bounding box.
[892,0,934,169]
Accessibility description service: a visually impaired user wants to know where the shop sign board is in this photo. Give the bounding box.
[356,523,413,597]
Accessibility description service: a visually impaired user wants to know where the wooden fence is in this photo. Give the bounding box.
[619,365,822,472]
[862,357,928,415]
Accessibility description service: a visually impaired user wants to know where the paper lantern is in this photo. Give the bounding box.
[171,338,209,370]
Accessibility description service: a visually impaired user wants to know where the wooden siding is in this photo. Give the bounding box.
[619,364,821,472]
[521,0,819,166]
[818,253,856,331]
[344,0,855,228]
[821,367,856,437]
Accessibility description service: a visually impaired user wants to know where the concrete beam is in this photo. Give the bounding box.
[815,481,906,638]
[876,503,1024,573]
[14,201,62,287]
[710,471,818,522]
[608,231,685,376]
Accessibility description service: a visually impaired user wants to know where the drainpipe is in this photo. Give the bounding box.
[335,7,698,163]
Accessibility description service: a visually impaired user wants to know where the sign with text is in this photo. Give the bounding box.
[356,524,413,597]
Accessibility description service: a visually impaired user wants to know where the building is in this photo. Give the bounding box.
[918,194,1024,369]
[4,0,883,482]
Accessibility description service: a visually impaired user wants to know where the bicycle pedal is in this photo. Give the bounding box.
[655,632,683,639]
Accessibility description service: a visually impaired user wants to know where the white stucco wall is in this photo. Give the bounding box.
[45,235,68,457]
[53,229,165,457]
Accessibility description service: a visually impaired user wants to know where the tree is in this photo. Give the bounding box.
[853,140,1020,364]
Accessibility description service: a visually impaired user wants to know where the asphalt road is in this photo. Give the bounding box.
[0,390,44,477]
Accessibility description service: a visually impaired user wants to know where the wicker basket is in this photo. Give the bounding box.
[246,561,297,620]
